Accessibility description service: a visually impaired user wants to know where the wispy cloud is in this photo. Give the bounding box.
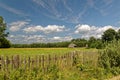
[88,0,114,16]
[32,0,78,23]
[32,0,114,24]
[0,2,27,16]
[103,0,113,6]
[62,0,73,13]
[87,0,94,7]
[33,0,61,18]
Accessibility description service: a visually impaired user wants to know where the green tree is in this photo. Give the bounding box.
[102,28,117,42]
[88,36,97,48]
[71,38,87,47]
[0,16,11,48]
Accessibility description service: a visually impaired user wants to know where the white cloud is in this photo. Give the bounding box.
[9,21,29,31]
[8,34,72,44]
[75,24,91,34]
[75,24,119,39]
[8,34,46,44]
[23,25,66,34]
[52,36,73,42]
[53,36,61,40]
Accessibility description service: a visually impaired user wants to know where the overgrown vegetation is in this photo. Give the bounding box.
[99,40,120,76]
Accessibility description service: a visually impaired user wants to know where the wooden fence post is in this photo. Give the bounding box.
[28,56,31,68]
[1,56,5,71]
[35,55,38,68]
[6,56,10,71]
[48,54,51,66]
[41,55,45,73]
[0,56,1,70]
[54,55,57,65]
[38,55,41,67]
[24,56,27,69]
[14,55,20,69]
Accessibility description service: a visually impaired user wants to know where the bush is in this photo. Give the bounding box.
[99,40,120,71]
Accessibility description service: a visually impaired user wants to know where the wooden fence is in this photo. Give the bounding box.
[0,51,98,72]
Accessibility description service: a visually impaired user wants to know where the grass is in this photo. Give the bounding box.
[0,47,97,56]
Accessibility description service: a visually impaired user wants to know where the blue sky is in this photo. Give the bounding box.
[0,0,120,43]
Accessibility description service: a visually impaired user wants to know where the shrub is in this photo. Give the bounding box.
[98,40,120,73]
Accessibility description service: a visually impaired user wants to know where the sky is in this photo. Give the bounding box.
[0,0,120,44]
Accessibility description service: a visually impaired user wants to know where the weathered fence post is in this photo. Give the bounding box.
[38,55,41,67]
[0,56,1,70]
[35,55,38,68]
[6,56,10,71]
[54,55,57,65]
[72,51,77,66]
[1,56,5,71]
[14,55,20,69]
[24,56,27,69]
[28,56,31,68]
[41,55,45,73]
[48,54,51,66]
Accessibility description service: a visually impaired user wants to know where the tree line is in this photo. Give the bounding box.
[0,16,120,48]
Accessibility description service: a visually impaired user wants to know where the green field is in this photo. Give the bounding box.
[0,48,98,55]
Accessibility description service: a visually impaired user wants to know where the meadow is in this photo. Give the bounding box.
[0,47,97,55]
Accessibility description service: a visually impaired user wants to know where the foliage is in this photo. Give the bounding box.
[98,40,120,76]
[12,41,71,48]
[88,36,97,48]
[95,39,105,49]
[115,29,120,40]
[0,16,11,48]
[71,38,87,47]
[99,40,120,68]
[102,28,117,42]
[0,38,11,48]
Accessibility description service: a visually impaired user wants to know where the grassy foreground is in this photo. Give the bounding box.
[0,48,101,80]
[2,48,115,80]
[0,47,118,80]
